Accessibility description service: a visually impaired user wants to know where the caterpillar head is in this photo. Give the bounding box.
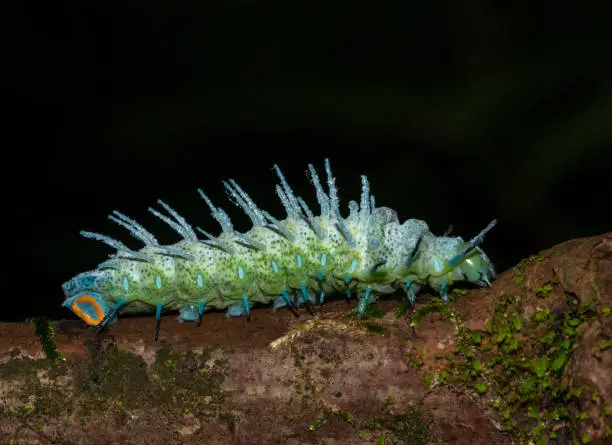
[61,271,117,326]
[447,219,498,288]
[452,247,496,287]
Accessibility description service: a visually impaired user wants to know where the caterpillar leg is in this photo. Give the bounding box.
[298,285,316,315]
[225,297,251,320]
[439,279,449,303]
[96,298,125,332]
[318,291,325,306]
[344,274,355,304]
[403,278,419,305]
[196,300,206,326]
[179,300,207,325]
[179,304,200,323]
[273,291,300,317]
[243,297,251,321]
[316,272,326,307]
[356,286,373,319]
[154,303,163,342]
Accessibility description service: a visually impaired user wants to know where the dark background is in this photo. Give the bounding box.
[5,2,610,322]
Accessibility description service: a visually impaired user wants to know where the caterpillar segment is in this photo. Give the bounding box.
[62,159,497,341]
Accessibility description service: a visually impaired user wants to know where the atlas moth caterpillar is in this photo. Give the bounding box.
[62,159,497,341]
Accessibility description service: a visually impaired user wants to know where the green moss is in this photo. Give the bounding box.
[539,330,555,345]
[1,357,73,420]
[72,339,227,422]
[32,317,64,361]
[308,416,328,431]
[452,288,468,298]
[530,356,549,378]
[531,308,551,323]
[334,410,356,425]
[514,258,528,285]
[474,381,487,394]
[12,375,71,418]
[366,308,386,318]
[410,300,459,327]
[75,341,152,413]
[441,292,599,443]
[0,337,232,439]
[405,348,424,369]
[0,357,50,379]
[469,332,483,345]
[513,255,551,287]
[364,322,387,335]
[511,315,523,331]
[348,307,386,320]
[598,339,612,350]
[361,408,433,445]
[535,283,553,297]
[394,300,411,317]
[153,344,226,414]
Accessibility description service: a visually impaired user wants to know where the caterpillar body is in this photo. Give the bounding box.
[62,159,497,340]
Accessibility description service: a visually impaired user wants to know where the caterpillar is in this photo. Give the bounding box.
[61,159,497,341]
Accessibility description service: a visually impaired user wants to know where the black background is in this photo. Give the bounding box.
[5,2,610,322]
